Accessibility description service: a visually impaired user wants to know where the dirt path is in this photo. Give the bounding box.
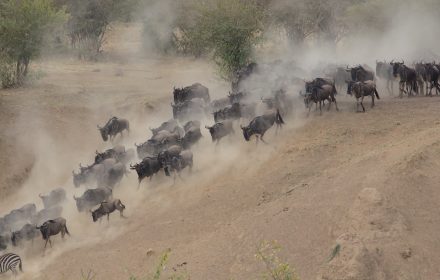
[1,56,440,280]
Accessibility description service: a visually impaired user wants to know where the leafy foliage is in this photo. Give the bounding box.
[255,241,300,280]
[0,0,66,87]
[182,0,266,80]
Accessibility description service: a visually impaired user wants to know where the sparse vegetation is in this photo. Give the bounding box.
[255,241,300,280]
[0,0,66,87]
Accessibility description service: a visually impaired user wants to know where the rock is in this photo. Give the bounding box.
[401,247,412,259]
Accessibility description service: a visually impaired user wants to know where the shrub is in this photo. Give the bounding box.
[0,0,66,87]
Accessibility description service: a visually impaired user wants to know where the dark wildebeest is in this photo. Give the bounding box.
[73,187,113,212]
[136,130,181,158]
[213,103,241,123]
[97,117,130,142]
[0,235,8,251]
[164,150,193,181]
[205,120,235,145]
[346,80,380,112]
[94,145,134,165]
[11,224,40,246]
[73,159,125,189]
[130,157,163,187]
[240,110,284,144]
[334,67,351,92]
[181,121,202,149]
[30,206,63,226]
[424,62,440,96]
[303,84,339,115]
[91,199,125,222]
[210,97,231,112]
[390,61,418,97]
[172,98,207,121]
[414,62,428,95]
[150,119,184,137]
[36,217,70,248]
[173,83,210,104]
[39,188,66,209]
[3,204,37,229]
[346,65,375,82]
[376,60,395,94]
[72,163,97,188]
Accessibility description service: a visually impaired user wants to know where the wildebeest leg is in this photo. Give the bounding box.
[107,213,110,222]
[255,135,259,146]
[319,100,322,115]
[260,134,268,144]
[371,94,375,107]
[360,96,365,112]
[307,104,312,117]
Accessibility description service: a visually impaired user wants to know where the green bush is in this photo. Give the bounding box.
[0,0,66,87]
[182,0,266,80]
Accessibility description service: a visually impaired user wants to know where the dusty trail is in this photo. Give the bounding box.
[1,55,440,280]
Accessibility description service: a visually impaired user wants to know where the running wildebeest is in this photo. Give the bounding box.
[173,83,210,104]
[39,188,66,209]
[11,224,40,246]
[346,65,375,82]
[205,120,235,144]
[376,60,395,94]
[31,206,63,226]
[150,119,184,137]
[94,145,134,165]
[130,157,163,187]
[181,122,202,149]
[36,217,70,248]
[73,158,125,189]
[136,130,181,158]
[303,84,339,115]
[424,62,440,95]
[346,80,380,112]
[3,204,37,230]
[73,187,113,212]
[213,103,241,123]
[97,117,130,142]
[172,98,207,121]
[91,199,126,222]
[390,61,418,97]
[240,109,285,144]
[164,150,193,180]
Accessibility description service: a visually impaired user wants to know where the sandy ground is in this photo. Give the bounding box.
[1,25,440,280]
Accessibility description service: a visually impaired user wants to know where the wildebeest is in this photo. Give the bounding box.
[73,158,125,189]
[136,130,181,159]
[164,150,193,180]
[0,235,8,251]
[39,188,66,209]
[240,110,285,143]
[150,119,184,137]
[390,61,418,97]
[346,80,380,112]
[424,62,440,95]
[304,77,335,94]
[181,121,202,149]
[213,103,241,123]
[346,65,375,82]
[415,62,428,95]
[11,224,40,246]
[205,120,234,144]
[91,199,125,222]
[228,91,248,104]
[130,157,163,187]
[173,83,210,104]
[97,117,130,142]
[3,204,37,230]
[376,60,395,94]
[73,187,113,212]
[210,97,231,112]
[94,145,134,165]
[36,217,70,248]
[31,206,63,226]
[303,84,339,115]
[172,98,207,121]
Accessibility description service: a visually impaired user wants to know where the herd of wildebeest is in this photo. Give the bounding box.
[0,59,439,275]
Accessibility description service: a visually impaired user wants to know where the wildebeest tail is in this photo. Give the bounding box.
[374,88,380,99]
[276,109,285,125]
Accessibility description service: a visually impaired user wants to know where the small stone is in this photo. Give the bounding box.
[401,247,412,259]
[146,249,154,257]
[396,122,401,126]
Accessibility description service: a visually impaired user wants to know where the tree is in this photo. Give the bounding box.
[0,0,66,87]
[181,0,266,80]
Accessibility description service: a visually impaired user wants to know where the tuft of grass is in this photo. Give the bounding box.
[255,240,300,280]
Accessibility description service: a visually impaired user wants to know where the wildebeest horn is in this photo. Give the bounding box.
[73,195,78,200]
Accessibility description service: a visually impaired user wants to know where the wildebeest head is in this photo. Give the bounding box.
[240,125,252,141]
[390,60,404,78]
[97,125,108,141]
